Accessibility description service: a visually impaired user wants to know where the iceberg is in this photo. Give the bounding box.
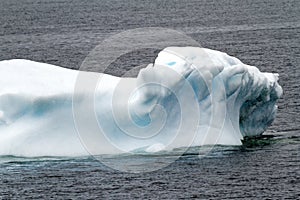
[0,47,282,157]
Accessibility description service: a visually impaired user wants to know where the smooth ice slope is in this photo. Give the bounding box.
[0,47,282,156]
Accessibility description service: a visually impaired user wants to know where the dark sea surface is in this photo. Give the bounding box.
[0,0,299,199]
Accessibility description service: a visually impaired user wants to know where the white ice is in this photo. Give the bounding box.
[0,47,282,156]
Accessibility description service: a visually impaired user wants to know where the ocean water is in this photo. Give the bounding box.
[0,0,299,198]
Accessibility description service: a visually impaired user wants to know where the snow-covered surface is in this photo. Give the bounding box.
[0,47,282,156]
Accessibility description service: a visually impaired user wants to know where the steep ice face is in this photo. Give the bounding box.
[148,47,282,145]
[0,47,282,156]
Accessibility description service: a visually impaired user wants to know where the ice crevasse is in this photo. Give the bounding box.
[0,47,282,156]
